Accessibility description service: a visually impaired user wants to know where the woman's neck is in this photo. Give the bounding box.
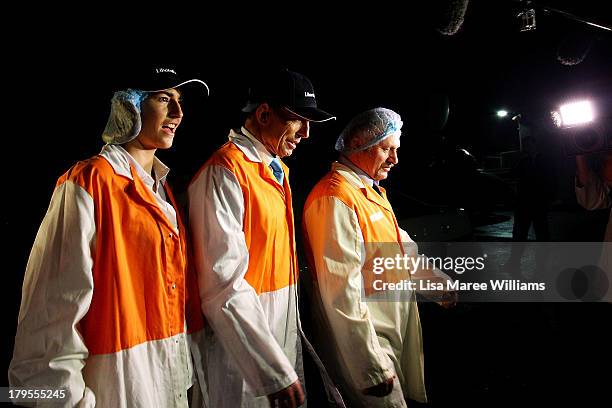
[123,140,156,174]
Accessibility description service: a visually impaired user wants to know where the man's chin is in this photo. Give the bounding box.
[376,171,389,180]
[280,149,294,158]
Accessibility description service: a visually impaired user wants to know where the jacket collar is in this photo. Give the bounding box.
[98,144,170,185]
[96,144,179,234]
[99,144,133,178]
[337,155,379,188]
[239,126,276,166]
[228,128,263,163]
[228,128,292,193]
[332,161,366,190]
[332,161,392,212]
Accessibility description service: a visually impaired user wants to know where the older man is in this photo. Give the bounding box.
[188,69,334,408]
[302,107,455,408]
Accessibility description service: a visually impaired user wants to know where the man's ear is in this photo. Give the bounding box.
[256,103,272,125]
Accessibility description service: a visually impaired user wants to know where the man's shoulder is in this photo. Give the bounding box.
[320,169,348,186]
[206,141,248,167]
[190,141,252,185]
[309,170,358,202]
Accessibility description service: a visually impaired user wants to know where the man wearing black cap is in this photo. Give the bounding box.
[9,66,209,407]
[188,69,334,408]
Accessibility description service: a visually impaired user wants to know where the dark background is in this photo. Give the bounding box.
[3,1,612,406]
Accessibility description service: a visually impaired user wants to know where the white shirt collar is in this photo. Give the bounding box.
[240,126,276,166]
[99,144,170,189]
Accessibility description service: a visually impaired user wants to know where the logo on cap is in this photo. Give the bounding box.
[155,68,177,75]
[241,69,335,122]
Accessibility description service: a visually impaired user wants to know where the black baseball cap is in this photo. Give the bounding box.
[118,65,209,95]
[242,69,335,122]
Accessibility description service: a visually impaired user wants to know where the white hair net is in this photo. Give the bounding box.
[101,89,147,145]
[335,107,403,154]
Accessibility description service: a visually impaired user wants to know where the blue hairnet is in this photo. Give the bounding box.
[335,107,403,154]
[101,89,147,145]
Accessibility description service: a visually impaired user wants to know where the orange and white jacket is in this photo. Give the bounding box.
[9,144,205,408]
[188,129,302,408]
[303,161,427,408]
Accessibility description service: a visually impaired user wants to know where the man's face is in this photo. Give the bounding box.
[348,134,400,181]
[136,88,183,150]
[260,106,310,158]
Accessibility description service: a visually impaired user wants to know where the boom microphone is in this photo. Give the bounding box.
[432,0,470,36]
[556,31,593,66]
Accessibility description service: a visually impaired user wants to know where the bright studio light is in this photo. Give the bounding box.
[497,110,509,118]
[557,100,595,127]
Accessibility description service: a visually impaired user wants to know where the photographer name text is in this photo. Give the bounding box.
[373,279,546,291]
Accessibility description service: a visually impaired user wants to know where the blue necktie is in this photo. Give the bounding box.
[270,158,284,185]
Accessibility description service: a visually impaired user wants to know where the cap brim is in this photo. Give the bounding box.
[285,107,336,123]
[146,79,210,96]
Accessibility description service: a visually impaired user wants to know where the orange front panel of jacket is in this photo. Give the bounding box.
[58,157,203,355]
[205,142,298,295]
[304,170,407,293]
[305,170,403,243]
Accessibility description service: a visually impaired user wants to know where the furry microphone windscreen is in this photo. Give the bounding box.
[432,0,470,36]
[556,31,593,66]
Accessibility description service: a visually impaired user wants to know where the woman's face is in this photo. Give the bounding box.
[136,89,183,150]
